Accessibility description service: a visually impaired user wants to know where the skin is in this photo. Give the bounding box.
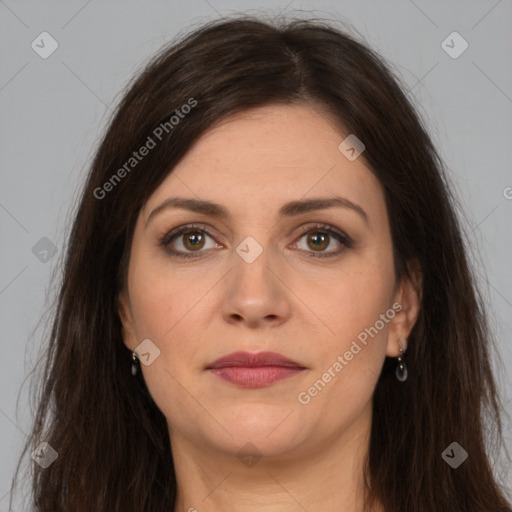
[118,103,421,512]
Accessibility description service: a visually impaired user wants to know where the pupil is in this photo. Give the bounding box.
[186,232,203,248]
[310,233,327,250]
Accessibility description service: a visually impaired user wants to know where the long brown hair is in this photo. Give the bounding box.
[9,13,511,511]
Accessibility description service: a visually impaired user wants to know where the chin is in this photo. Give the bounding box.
[215,404,308,454]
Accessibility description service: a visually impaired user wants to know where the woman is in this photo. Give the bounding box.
[10,13,511,512]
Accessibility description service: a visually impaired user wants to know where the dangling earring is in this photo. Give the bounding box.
[131,350,139,376]
[395,339,408,382]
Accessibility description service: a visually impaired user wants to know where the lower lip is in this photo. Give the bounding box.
[208,366,304,388]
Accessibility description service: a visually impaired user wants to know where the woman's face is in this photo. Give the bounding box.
[118,103,420,460]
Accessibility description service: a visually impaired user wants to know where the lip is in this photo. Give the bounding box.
[207,351,304,369]
[206,351,306,388]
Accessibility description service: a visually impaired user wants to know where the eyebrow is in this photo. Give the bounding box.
[145,196,371,228]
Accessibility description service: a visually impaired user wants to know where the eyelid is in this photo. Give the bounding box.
[159,221,352,258]
[295,222,348,239]
[159,222,221,246]
[290,223,352,256]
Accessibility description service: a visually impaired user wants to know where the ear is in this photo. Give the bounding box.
[117,288,137,352]
[385,259,422,357]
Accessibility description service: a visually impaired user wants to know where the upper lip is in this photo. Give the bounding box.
[206,351,305,369]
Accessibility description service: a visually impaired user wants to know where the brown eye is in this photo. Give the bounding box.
[160,224,219,259]
[160,223,351,260]
[181,230,206,251]
[305,231,330,251]
[292,224,351,259]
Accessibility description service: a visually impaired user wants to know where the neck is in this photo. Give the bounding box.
[171,402,384,512]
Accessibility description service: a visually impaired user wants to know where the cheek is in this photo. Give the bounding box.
[297,258,394,410]
[127,268,209,432]
[127,250,226,386]
[309,254,395,345]
[297,294,391,429]
[127,249,203,342]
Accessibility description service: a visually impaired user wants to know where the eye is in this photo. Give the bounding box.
[159,223,219,259]
[159,222,352,259]
[291,223,351,259]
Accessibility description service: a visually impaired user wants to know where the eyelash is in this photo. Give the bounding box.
[158,223,352,260]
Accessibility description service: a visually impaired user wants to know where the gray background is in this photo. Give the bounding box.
[1,0,511,509]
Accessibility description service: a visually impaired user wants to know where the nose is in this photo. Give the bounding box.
[220,243,292,329]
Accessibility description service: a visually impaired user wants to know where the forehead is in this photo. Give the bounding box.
[142,103,385,222]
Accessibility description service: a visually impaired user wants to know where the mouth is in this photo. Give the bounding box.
[205,351,306,388]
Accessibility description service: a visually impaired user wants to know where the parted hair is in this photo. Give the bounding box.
[10,12,511,512]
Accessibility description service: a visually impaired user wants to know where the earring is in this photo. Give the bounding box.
[395,339,408,382]
[131,351,139,376]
